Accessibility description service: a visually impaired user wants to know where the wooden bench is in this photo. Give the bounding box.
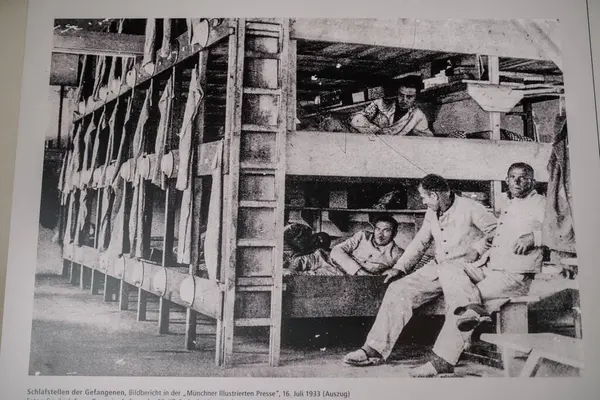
[480,333,584,377]
[282,276,541,334]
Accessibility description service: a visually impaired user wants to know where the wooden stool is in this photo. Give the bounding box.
[480,333,584,377]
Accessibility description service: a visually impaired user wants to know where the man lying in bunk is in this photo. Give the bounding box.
[283,223,339,276]
[329,214,404,275]
[348,75,433,136]
[283,215,404,276]
[344,165,546,378]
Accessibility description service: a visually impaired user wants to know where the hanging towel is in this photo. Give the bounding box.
[128,83,153,257]
[203,141,223,280]
[542,117,576,253]
[152,75,173,189]
[142,19,156,73]
[160,19,172,58]
[175,65,204,190]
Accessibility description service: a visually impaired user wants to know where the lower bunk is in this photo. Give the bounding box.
[62,245,581,366]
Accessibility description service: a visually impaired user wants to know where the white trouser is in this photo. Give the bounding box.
[365,260,532,364]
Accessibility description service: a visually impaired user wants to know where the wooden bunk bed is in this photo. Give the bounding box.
[55,17,578,369]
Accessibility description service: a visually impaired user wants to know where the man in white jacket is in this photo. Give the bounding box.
[344,165,546,377]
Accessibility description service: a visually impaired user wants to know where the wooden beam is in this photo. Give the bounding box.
[297,54,387,69]
[287,131,552,181]
[53,31,145,57]
[510,20,562,70]
[50,53,79,86]
[291,19,561,63]
[65,248,223,319]
[297,69,389,84]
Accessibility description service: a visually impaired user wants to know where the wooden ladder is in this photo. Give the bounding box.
[218,18,292,367]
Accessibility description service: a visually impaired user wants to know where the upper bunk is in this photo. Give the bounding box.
[286,19,562,182]
[59,18,563,185]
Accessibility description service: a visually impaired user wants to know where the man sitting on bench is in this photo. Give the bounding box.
[330,215,404,276]
[343,164,546,378]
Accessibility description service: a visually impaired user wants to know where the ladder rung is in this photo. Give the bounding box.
[239,200,278,208]
[246,29,280,38]
[235,318,272,327]
[241,169,276,176]
[245,51,280,60]
[243,87,281,96]
[246,21,281,31]
[246,18,282,25]
[241,124,279,133]
[237,239,276,247]
[238,277,274,286]
[237,285,274,292]
[240,162,278,171]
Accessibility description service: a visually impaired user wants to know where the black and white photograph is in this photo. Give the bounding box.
[23,16,588,380]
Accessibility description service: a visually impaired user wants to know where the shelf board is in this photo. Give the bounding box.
[301,80,563,117]
[286,206,426,214]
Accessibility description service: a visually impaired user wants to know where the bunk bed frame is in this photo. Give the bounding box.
[57,18,577,368]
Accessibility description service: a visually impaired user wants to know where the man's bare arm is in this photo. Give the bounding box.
[349,113,381,134]
[330,233,365,275]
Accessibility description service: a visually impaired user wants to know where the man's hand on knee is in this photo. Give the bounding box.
[464,248,481,263]
[513,233,535,255]
[383,268,405,284]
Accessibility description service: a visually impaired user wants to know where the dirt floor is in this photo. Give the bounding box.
[28,274,504,378]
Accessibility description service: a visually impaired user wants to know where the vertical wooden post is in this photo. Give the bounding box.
[158,297,171,334]
[215,174,230,365]
[497,303,529,377]
[572,289,582,339]
[94,189,103,248]
[137,288,148,321]
[79,263,87,290]
[62,259,70,278]
[103,275,112,301]
[217,19,245,367]
[119,279,129,310]
[104,275,119,302]
[90,189,103,293]
[487,55,503,211]
[186,50,209,350]
[158,180,175,334]
[68,261,76,284]
[142,184,153,260]
[90,270,100,295]
[268,19,292,367]
[522,102,536,141]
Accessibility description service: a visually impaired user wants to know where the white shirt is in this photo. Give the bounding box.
[360,98,433,136]
[487,190,546,273]
[393,195,497,274]
[332,231,403,275]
